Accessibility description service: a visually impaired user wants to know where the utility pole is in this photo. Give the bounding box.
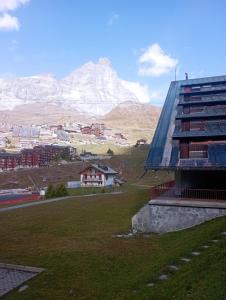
[174,66,177,81]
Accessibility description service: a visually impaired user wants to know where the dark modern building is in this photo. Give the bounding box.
[146,75,226,193]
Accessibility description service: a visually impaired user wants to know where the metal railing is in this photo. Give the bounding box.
[181,94,226,103]
[149,181,175,199]
[150,182,226,201]
[182,85,226,94]
[176,107,226,119]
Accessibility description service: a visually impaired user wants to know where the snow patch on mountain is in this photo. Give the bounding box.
[0,57,151,115]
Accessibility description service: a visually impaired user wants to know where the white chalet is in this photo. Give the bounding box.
[80,164,118,187]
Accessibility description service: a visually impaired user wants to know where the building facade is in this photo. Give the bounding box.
[0,145,76,172]
[146,75,226,192]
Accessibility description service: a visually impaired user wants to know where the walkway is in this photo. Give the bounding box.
[0,191,122,213]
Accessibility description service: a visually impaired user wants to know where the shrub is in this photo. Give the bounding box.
[55,184,69,197]
[45,183,55,199]
[107,148,114,156]
[45,183,68,199]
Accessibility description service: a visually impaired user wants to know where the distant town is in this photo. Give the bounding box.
[0,121,148,172]
[0,122,130,149]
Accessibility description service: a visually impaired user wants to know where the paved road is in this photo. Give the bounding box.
[0,192,123,213]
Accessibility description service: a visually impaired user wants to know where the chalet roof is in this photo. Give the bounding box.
[80,164,118,175]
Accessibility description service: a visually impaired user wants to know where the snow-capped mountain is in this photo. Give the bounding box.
[0,58,148,115]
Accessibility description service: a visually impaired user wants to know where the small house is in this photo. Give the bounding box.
[80,164,118,187]
[135,139,147,147]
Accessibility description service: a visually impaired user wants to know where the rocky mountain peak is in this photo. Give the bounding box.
[0,58,149,116]
[98,57,112,66]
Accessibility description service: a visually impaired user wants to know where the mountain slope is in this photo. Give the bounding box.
[0,103,88,125]
[102,101,161,143]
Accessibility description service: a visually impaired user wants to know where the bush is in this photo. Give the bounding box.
[55,184,69,197]
[45,183,55,199]
[45,183,68,199]
[107,148,114,156]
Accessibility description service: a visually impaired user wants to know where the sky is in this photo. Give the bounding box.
[0,0,226,105]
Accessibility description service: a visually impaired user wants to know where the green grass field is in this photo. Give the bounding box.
[67,186,117,196]
[0,185,225,300]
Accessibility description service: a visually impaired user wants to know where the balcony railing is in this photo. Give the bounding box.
[82,178,102,182]
[181,85,226,95]
[176,108,226,119]
[178,158,210,167]
[149,181,175,199]
[173,122,226,138]
[150,181,226,201]
[179,94,226,105]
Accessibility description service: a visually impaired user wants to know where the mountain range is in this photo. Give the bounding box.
[0,57,151,116]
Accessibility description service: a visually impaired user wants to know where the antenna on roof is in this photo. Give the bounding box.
[185,72,188,80]
[174,66,177,81]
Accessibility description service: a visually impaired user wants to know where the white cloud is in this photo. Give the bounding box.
[0,13,19,30]
[108,13,119,26]
[0,0,29,12]
[0,0,30,31]
[138,43,178,76]
[121,80,150,103]
[122,80,163,104]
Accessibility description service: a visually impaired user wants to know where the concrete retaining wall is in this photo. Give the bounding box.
[132,200,226,233]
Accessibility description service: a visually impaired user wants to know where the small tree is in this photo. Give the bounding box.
[55,184,69,197]
[107,148,114,156]
[45,183,55,199]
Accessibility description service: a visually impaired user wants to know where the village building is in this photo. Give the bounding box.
[80,123,105,137]
[135,139,147,147]
[0,153,21,171]
[80,151,97,160]
[0,145,76,171]
[80,164,118,187]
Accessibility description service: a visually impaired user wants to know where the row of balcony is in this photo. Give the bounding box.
[169,142,226,168]
[179,93,226,105]
[180,84,226,95]
[82,178,102,182]
[176,107,226,119]
[173,122,226,138]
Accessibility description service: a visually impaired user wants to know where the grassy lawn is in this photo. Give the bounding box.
[67,186,119,196]
[0,185,225,300]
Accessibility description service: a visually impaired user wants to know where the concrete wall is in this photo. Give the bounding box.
[132,200,226,233]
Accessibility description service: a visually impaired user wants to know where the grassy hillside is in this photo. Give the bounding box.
[102,102,161,143]
[0,186,225,299]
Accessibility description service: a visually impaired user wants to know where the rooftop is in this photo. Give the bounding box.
[81,164,118,175]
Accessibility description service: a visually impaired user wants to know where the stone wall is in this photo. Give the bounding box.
[132,200,226,233]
